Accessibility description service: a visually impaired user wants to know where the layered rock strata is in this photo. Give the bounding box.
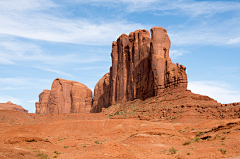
[93,27,187,112]
[35,78,92,114]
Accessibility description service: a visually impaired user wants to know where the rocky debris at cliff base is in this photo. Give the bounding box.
[0,101,28,113]
[103,90,240,122]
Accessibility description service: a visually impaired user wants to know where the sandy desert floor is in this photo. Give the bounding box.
[0,108,240,159]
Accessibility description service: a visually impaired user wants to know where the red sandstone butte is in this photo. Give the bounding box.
[93,27,187,112]
[35,78,92,114]
[0,101,28,113]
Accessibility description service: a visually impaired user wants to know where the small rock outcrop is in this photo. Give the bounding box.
[35,78,92,114]
[0,101,28,113]
[93,27,188,112]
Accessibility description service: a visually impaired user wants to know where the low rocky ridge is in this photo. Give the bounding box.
[0,101,28,113]
[36,78,92,114]
[103,90,240,122]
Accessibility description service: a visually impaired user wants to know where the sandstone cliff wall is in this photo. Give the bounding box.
[35,78,92,114]
[35,89,50,114]
[91,73,110,113]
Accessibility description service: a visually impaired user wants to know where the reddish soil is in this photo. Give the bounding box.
[1,91,240,159]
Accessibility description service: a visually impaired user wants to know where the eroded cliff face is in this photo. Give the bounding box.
[91,73,110,113]
[35,78,92,114]
[35,89,50,114]
[93,27,188,112]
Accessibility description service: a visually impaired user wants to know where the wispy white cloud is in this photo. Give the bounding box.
[0,0,56,12]
[0,0,145,45]
[74,66,108,71]
[0,77,33,86]
[188,81,240,104]
[0,95,23,105]
[28,99,38,103]
[169,49,189,58]
[1,0,239,47]
[71,0,240,16]
[34,66,74,78]
[0,39,108,65]
[227,37,240,45]
[168,16,240,46]
[149,0,240,17]
[0,77,52,90]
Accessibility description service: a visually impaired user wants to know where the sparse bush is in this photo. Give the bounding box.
[37,152,48,159]
[187,153,190,155]
[218,149,226,154]
[95,141,100,144]
[197,131,204,136]
[54,150,59,155]
[63,146,68,148]
[194,137,200,142]
[169,147,177,154]
[82,145,86,148]
[183,141,191,146]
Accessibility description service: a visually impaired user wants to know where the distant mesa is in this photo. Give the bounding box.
[0,101,28,113]
[35,78,92,114]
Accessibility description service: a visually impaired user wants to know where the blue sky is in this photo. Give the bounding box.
[0,0,240,113]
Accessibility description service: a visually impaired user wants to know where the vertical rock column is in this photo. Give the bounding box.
[150,27,171,95]
[116,34,129,102]
[92,73,110,113]
[48,79,71,114]
[35,89,50,114]
[110,42,118,105]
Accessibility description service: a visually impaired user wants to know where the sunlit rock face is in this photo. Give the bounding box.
[35,78,92,114]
